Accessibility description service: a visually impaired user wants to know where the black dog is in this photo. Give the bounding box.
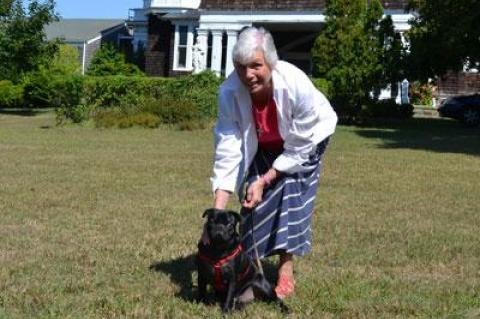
[197,208,288,313]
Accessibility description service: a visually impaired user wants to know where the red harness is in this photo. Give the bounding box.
[198,244,251,292]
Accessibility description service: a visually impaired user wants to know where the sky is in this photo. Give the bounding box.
[55,0,141,19]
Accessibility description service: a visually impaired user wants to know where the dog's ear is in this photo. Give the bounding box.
[203,208,215,218]
[228,211,241,225]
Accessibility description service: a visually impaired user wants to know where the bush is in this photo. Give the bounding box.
[0,80,24,108]
[166,71,222,119]
[311,78,332,99]
[50,44,82,75]
[94,109,161,129]
[87,43,144,76]
[23,70,84,108]
[56,103,94,124]
[58,70,222,126]
[93,94,198,129]
[409,81,434,106]
[83,76,172,107]
[360,99,414,119]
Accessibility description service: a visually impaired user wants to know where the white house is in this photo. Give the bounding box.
[128,0,412,80]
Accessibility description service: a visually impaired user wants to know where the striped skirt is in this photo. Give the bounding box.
[240,138,330,259]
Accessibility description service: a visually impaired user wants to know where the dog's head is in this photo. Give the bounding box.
[203,208,241,247]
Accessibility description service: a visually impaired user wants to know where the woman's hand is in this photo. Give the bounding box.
[242,178,266,209]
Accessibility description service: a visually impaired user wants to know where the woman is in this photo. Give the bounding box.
[209,27,337,298]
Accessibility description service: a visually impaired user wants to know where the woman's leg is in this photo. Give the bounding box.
[275,252,295,298]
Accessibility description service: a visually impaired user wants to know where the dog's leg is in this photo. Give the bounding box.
[221,279,236,313]
[197,260,207,303]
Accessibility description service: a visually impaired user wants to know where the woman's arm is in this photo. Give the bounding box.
[214,189,232,209]
[242,167,283,209]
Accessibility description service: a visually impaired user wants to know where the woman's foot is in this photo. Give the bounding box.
[275,253,295,299]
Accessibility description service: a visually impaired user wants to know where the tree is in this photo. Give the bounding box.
[407,0,480,80]
[377,15,406,98]
[50,44,81,75]
[312,0,385,118]
[87,43,144,76]
[0,0,58,82]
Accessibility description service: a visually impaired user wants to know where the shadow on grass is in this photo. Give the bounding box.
[149,254,280,303]
[354,118,480,156]
[0,108,50,117]
[150,254,197,302]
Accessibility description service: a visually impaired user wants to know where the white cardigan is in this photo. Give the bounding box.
[211,61,337,198]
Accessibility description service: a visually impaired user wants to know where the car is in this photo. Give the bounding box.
[438,94,480,127]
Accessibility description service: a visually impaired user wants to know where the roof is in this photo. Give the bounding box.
[199,0,408,10]
[45,19,125,42]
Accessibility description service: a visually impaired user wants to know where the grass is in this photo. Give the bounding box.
[0,110,479,318]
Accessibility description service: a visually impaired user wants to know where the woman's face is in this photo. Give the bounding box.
[234,50,272,96]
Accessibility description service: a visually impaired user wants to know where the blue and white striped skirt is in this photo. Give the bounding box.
[240,138,330,259]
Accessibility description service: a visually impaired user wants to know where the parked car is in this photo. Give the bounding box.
[438,94,480,127]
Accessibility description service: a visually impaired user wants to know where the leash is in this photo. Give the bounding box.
[249,208,264,275]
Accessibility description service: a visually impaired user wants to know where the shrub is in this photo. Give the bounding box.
[166,71,222,119]
[409,81,434,106]
[87,43,144,76]
[56,103,94,124]
[311,78,332,99]
[0,80,24,108]
[94,109,161,129]
[23,70,84,108]
[139,96,198,124]
[360,98,414,119]
[83,76,172,107]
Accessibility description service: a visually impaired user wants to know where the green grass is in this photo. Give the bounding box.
[1,110,479,318]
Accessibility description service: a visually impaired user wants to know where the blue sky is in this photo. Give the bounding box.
[55,0,141,19]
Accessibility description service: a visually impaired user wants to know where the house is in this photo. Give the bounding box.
[127,0,412,79]
[45,19,133,74]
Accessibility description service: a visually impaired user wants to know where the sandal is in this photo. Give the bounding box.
[275,274,295,299]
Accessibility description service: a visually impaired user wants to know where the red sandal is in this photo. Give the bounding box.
[275,274,295,299]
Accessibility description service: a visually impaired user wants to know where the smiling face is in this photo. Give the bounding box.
[234,50,273,97]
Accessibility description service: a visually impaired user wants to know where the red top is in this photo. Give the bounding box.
[252,98,284,154]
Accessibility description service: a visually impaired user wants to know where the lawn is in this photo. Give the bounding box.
[1,110,479,318]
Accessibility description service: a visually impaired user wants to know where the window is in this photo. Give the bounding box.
[177,25,188,68]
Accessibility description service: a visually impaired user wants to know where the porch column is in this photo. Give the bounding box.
[225,30,238,77]
[211,30,223,75]
[194,28,209,73]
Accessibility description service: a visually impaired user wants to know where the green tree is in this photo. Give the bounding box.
[87,43,144,76]
[377,15,405,98]
[312,0,387,118]
[50,44,81,75]
[0,0,58,82]
[407,0,480,80]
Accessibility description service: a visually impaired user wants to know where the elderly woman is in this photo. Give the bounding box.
[209,27,337,298]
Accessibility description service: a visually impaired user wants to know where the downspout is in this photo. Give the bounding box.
[82,41,87,75]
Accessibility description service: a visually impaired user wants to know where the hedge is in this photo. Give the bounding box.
[0,80,24,108]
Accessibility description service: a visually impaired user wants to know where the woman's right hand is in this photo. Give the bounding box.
[242,179,265,209]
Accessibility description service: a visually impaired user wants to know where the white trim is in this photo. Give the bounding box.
[147,0,201,10]
[210,30,223,75]
[173,21,197,71]
[200,13,326,25]
[86,23,128,45]
[82,41,87,75]
[225,30,238,77]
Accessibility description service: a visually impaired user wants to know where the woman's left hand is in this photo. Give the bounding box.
[242,179,265,209]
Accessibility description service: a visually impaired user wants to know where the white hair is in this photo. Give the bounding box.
[232,27,278,67]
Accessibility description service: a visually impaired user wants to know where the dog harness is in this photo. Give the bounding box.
[198,244,252,292]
